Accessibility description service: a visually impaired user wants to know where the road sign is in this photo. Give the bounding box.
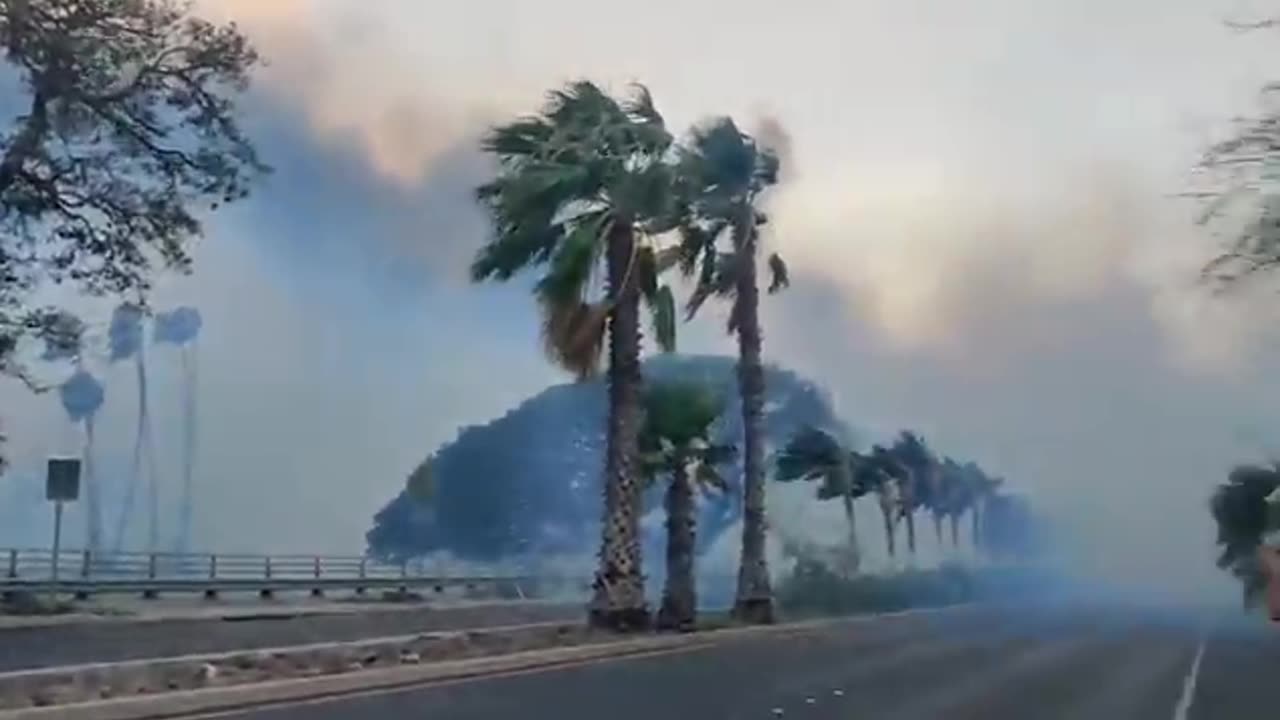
[46,457,81,601]
[46,458,81,502]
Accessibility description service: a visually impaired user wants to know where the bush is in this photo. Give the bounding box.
[775,560,1051,619]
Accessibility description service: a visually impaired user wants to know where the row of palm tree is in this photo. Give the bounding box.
[775,426,1005,573]
[470,81,789,629]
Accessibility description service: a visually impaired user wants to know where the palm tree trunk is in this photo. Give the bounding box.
[589,223,649,631]
[932,511,943,548]
[950,514,960,548]
[732,223,774,625]
[905,511,917,557]
[880,505,896,559]
[83,414,102,558]
[841,493,861,575]
[658,465,697,631]
[971,504,982,552]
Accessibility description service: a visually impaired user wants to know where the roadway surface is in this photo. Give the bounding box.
[213,603,1279,720]
[0,602,580,672]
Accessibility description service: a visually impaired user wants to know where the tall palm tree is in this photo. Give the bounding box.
[964,462,1002,554]
[866,445,904,561]
[890,431,936,559]
[1210,464,1280,609]
[472,81,680,630]
[677,117,790,624]
[775,426,869,574]
[639,380,734,630]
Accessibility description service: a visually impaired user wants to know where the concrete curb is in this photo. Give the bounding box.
[0,599,576,630]
[0,604,975,720]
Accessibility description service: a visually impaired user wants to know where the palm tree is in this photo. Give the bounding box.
[154,307,203,556]
[1210,464,1280,609]
[865,445,904,561]
[471,81,681,630]
[775,426,869,574]
[964,463,1002,554]
[639,380,734,630]
[889,431,936,559]
[677,117,790,624]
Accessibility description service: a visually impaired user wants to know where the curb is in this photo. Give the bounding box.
[0,604,976,720]
[0,599,577,631]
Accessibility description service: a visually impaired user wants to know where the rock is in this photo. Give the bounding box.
[196,663,219,683]
[399,652,421,665]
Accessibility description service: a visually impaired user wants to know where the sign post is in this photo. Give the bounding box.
[46,458,81,602]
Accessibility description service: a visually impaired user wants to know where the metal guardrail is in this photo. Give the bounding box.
[0,548,585,600]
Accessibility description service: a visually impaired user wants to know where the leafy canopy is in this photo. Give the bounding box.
[675,117,790,331]
[472,81,680,378]
[1211,464,1280,606]
[0,0,266,387]
[639,379,734,492]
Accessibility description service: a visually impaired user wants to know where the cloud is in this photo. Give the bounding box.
[201,0,486,185]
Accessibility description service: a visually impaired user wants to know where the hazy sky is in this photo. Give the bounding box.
[5,0,1280,601]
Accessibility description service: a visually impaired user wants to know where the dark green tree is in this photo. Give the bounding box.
[1210,464,1280,608]
[0,0,266,389]
[775,425,869,574]
[889,431,937,558]
[471,81,680,630]
[677,117,790,624]
[639,380,733,630]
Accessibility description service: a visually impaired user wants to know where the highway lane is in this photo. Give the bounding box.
[0,602,581,672]
[215,604,1278,720]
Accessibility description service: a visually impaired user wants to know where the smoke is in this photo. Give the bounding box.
[6,0,1280,614]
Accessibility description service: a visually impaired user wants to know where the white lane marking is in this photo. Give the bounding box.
[1172,634,1208,720]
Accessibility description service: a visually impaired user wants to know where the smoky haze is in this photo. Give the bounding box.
[3,0,1280,610]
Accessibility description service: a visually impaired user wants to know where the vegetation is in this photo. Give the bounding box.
[776,560,1057,619]
[366,355,847,564]
[773,424,1016,571]
[0,0,266,389]
[1210,464,1280,608]
[470,81,684,630]
[676,118,790,624]
[638,380,733,630]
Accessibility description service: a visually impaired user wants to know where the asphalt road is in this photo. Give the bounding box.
[0,602,580,672]
[215,603,1280,720]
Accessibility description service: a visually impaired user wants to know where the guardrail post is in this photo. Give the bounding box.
[204,554,219,600]
[73,550,91,600]
[260,556,274,600]
[310,556,323,598]
[6,549,16,578]
[142,553,158,599]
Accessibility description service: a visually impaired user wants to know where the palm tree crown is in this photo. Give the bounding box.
[472,81,679,377]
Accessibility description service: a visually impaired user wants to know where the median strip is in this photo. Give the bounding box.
[0,604,977,719]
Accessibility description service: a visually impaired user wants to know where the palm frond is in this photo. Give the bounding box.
[539,298,608,379]
[535,210,610,305]
[775,426,846,483]
[647,284,677,353]
[694,462,732,494]
[767,253,790,294]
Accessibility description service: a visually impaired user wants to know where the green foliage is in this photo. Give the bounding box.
[639,380,733,490]
[776,561,974,617]
[675,116,789,328]
[0,0,266,382]
[776,560,1057,619]
[472,81,681,378]
[775,425,867,502]
[1210,464,1280,606]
